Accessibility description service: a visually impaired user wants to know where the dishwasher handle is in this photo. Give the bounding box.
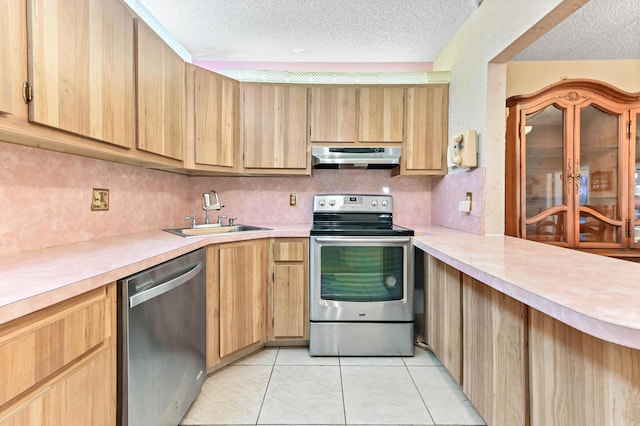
[129,261,204,308]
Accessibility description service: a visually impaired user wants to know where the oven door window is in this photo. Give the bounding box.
[320,245,404,302]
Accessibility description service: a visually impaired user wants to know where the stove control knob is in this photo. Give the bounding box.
[329,200,336,206]
[371,200,378,207]
[319,200,326,206]
[382,200,388,207]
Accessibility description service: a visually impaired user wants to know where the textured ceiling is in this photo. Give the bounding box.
[138,0,639,63]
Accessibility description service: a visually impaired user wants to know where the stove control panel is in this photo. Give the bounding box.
[313,194,393,213]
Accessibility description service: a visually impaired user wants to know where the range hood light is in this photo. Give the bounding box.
[311,147,401,170]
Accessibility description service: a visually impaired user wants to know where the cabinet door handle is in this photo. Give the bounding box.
[566,158,574,192]
[574,158,582,195]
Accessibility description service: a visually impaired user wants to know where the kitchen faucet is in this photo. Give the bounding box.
[202,190,224,224]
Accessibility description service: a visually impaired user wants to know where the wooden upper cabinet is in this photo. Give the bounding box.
[0,1,17,115]
[26,0,135,148]
[359,87,404,143]
[400,85,449,175]
[187,65,238,171]
[309,86,357,143]
[242,83,309,173]
[135,19,185,161]
[310,86,405,145]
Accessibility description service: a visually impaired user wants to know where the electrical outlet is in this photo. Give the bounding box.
[289,193,297,206]
[458,192,473,213]
[91,188,109,211]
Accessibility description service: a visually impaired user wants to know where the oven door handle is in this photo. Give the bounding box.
[313,237,412,244]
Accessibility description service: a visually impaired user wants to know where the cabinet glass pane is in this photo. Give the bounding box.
[578,105,621,243]
[524,105,566,242]
[525,212,566,242]
[635,112,640,243]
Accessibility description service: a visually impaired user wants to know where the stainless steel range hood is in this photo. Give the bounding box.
[311,147,401,169]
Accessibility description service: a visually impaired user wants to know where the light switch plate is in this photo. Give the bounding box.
[91,188,109,211]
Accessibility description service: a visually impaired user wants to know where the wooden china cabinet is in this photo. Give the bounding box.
[505,79,640,259]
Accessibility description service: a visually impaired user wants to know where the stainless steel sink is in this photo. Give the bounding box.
[163,224,272,237]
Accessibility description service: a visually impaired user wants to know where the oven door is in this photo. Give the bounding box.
[310,236,413,322]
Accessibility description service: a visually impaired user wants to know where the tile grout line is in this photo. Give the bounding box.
[404,351,438,426]
[338,356,348,426]
[254,347,280,425]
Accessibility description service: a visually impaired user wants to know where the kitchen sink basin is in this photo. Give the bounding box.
[163,224,272,237]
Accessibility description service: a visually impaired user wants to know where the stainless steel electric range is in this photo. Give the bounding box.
[309,194,415,356]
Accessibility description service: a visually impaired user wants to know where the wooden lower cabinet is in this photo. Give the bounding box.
[425,254,640,426]
[529,308,640,426]
[269,239,309,342]
[462,275,527,426]
[425,255,462,383]
[1,350,113,426]
[206,240,268,369]
[0,284,116,425]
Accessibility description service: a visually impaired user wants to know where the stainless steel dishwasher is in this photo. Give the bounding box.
[118,248,206,426]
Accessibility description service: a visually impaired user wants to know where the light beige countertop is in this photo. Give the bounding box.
[3,224,639,351]
[412,226,640,350]
[0,224,310,325]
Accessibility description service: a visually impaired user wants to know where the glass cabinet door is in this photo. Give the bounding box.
[576,104,624,247]
[633,109,640,248]
[523,104,568,243]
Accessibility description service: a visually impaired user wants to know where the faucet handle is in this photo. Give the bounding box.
[228,217,238,226]
[217,215,228,225]
[185,216,197,228]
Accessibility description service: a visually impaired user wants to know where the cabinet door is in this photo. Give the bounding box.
[519,99,573,245]
[462,275,527,426]
[243,84,308,172]
[359,87,404,143]
[193,67,238,170]
[218,241,267,358]
[136,19,185,161]
[27,0,135,148]
[574,98,628,249]
[529,308,640,426]
[426,255,462,384]
[402,85,448,175]
[309,86,357,143]
[0,1,22,116]
[273,264,306,339]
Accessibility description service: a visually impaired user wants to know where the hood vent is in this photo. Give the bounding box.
[311,147,401,169]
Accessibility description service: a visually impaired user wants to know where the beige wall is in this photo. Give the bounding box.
[507,59,640,97]
[433,0,588,235]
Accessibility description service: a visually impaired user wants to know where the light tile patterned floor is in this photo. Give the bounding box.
[180,346,485,426]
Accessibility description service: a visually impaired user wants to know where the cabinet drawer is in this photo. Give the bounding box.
[0,287,111,406]
[0,349,113,426]
[273,240,306,262]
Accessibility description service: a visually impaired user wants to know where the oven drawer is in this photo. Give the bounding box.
[310,322,414,356]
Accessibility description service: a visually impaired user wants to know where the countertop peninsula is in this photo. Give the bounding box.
[412,226,640,350]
